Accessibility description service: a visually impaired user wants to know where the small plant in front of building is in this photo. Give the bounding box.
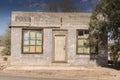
[3,57,8,61]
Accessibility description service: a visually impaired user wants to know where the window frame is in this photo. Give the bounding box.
[76,29,90,55]
[22,28,43,54]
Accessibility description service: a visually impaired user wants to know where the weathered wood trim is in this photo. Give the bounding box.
[10,26,60,29]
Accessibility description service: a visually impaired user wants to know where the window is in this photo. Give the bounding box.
[22,29,43,54]
[77,30,90,54]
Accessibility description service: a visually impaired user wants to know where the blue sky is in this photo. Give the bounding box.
[0,0,99,36]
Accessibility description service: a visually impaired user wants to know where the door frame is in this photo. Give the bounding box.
[52,34,67,63]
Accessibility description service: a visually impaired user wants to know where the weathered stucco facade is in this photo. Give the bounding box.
[10,12,107,66]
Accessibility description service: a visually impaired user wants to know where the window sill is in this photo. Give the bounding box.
[76,53,90,55]
[22,52,43,54]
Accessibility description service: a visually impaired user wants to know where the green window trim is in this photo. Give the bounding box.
[22,29,43,54]
[77,30,90,55]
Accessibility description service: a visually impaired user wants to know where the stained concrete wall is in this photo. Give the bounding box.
[11,28,96,66]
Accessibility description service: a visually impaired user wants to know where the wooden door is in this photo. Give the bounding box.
[54,35,66,62]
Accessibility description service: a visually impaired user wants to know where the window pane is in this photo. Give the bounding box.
[24,37,29,40]
[24,40,29,45]
[78,47,84,53]
[84,34,89,38]
[78,31,84,38]
[36,39,42,45]
[30,39,36,45]
[23,46,29,52]
[78,35,84,39]
[84,47,90,53]
[78,39,84,46]
[85,30,89,34]
[36,46,42,52]
[24,31,29,38]
[78,31,83,35]
[24,37,29,45]
[36,32,42,38]
[30,31,35,38]
[30,46,35,52]
[84,40,89,46]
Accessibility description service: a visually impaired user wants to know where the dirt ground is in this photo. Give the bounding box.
[0,66,119,80]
